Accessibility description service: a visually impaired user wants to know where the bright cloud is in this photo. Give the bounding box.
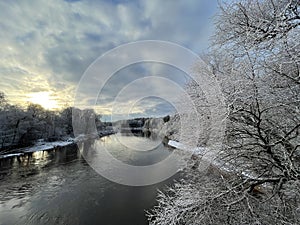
[27,91,59,110]
[0,0,217,117]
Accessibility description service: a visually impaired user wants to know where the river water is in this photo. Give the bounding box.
[0,134,178,225]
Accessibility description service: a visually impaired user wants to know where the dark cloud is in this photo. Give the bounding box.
[0,0,217,116]
[95,62,189,108]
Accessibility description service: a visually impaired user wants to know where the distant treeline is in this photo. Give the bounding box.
[0,92,101,151]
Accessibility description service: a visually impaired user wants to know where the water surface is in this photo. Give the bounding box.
[0,134,178,225]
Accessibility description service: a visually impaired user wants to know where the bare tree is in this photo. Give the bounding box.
[149,0,300,224]
[214,0,300,196]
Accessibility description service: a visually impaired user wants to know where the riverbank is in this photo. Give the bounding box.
[0,130,116,159]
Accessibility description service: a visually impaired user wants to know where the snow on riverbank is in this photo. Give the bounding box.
[0,140,75,159]
[0,153,25,159]
[168,140,207,155]
[0,130,116,160]
[168,140,255,179]
[25,140,74,153]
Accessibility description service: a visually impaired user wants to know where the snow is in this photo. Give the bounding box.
[0,130,116,159]
[168,140,207,155]
[23,140,74,153]
[168,140,255,179]
[0,140,75,159]
[0,153,24,159]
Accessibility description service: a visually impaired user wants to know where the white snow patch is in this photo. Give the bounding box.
[168,140,207,155]
[0,153,24,159]
[23,140,74,153]
[168,140,255,179]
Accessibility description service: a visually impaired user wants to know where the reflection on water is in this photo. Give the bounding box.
[85,133,172,166]
[0,144,80,181]
[0,134,178,225]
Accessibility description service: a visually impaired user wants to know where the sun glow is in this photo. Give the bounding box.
[28,92,58,110]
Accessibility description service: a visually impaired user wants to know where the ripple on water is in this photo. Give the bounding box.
[0,134,179,225]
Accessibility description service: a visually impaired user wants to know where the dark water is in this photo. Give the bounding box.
[0,134,178,225]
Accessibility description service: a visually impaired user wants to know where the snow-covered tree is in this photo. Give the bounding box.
[149,0,300,224]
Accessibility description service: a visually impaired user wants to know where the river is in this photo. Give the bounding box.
[0,134,178,225]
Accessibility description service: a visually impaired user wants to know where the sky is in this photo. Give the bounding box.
[0,0,219,121]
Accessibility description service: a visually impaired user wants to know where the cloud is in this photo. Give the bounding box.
[0,0,217,116]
